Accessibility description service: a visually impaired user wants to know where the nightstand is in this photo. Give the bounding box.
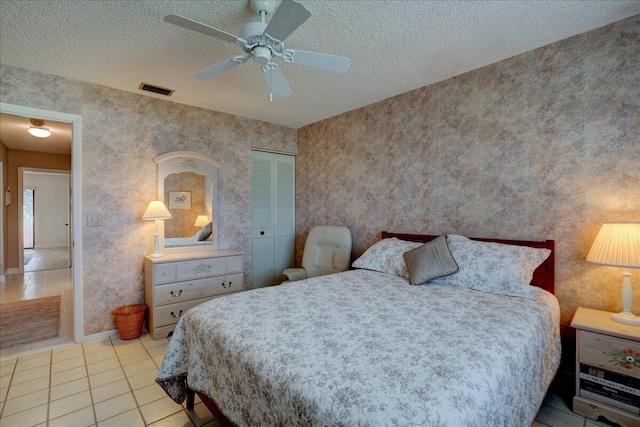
[571,307,640,427]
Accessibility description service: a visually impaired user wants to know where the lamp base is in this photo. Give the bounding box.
[611,311,640,326]
[148,252,163,258]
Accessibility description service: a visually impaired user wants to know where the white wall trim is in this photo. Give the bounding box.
[0,102,84,343]
[33,244,69,249]
[81,329,118,342]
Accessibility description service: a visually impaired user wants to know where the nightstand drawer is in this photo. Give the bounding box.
[154,264,177,284]
[226,256,242,274]
[579,330,640,379]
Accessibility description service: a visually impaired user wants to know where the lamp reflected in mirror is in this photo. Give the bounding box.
[194,215,210,228]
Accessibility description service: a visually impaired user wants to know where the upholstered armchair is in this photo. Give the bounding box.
[283,226,352,282]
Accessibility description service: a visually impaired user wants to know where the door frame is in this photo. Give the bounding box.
[0,102,84,342]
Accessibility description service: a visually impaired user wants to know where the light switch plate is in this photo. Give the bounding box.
[87,214,101,227]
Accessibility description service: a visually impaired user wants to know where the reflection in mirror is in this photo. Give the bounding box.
[154,151,219,254]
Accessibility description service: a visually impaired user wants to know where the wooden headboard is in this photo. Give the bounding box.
[381,231,555,294]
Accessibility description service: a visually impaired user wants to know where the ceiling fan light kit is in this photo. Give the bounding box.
[28,118,52,138]
[164,0,351,99]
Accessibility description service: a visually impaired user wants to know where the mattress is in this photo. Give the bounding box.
[157,269,561,426]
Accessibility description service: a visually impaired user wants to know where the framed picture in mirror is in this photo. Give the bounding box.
[169,191,191,209]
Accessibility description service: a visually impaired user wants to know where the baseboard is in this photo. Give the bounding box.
[6,268,20,275]
[82,329,118,342]
[34,244,69,249]
[0,275,4,282]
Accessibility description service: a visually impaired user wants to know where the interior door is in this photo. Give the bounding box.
[250,150,295,288]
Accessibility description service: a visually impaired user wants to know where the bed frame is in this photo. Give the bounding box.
[186,231,556,425]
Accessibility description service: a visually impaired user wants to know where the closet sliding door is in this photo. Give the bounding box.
[251,150,295,288]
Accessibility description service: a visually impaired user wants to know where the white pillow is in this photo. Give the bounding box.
[352,238,422,278]
[431,235,550,299]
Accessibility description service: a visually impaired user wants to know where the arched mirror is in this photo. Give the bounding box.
[154,151,220,254]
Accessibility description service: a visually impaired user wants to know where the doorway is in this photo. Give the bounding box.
[0,102,84,345]
[22,170,71,272]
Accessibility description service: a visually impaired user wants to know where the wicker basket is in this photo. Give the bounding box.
[113,304,147,340]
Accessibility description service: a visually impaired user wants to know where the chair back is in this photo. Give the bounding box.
[302,226,352,278]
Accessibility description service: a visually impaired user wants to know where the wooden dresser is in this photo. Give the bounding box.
[572,307,640,427]
[144,251,243,340]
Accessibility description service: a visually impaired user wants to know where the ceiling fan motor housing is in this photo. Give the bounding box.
[253,46,272,65]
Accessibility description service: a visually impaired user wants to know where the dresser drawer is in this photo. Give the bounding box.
[579,330,640,379]
[176,258,226,281]
[154,273,244,306]
[226,256,242,274]
[153,297,212,328]
[154,264,177,284]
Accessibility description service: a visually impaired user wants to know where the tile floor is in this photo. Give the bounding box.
[24,248,70,273]
[0,333,219,427]
[0,332,623,427]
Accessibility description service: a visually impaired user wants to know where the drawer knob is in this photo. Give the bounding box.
[163,271,169,276]
[170,290,183,297]
[222,281,232,289]
[170,310,183,318]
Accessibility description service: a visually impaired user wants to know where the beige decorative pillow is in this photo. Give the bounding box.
[403,236,459,285]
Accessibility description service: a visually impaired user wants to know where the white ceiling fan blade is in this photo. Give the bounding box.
[164,14,242,44]
[282,49,351,73]
[193,55,250,80]
[263,0,311,42]
[262,63,291,99]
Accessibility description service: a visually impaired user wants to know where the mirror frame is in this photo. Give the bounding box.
[154,151,220,254]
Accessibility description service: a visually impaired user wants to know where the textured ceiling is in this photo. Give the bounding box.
[1,1,639,129]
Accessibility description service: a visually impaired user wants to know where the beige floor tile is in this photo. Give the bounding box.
[48,390,92,419]
[0,386,8,403]
[2,388,48,416]
[123,359,157,377]
[146,343,168,358]
[0,403,48,427]
[14,354,50,373]
[94,392,137,422]
[532,421,551,427]
[51,366,87,387]
[51,342,83,354]
[536,404,586,427]
[1,373,13,389]
[51,355,86,374]
[127,369,159,390]
[153,355,165,368]
[48,406,96,427]
[84,348,116,365]
[89,367,125,388]
[51,346,84,363]
[49,377,90,401]
[10,364,50,385]
[188,402,215,427]
[133,382,167,406]
[6,375,49,400]
[139,395,184,425]
[141,335,169,349]
[119,349,151,366]
[91,378,130,403]
[149,409,195,427]
[83,339,114,355]
[112,341,145,357]
[15,350,50,361]
[0,357,17,367]
[97,408,145,427]
[87,357,121,375]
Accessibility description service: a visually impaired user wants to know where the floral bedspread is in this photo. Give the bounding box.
[157,269,560,426]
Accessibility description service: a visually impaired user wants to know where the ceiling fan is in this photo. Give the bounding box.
[165,0,351,100]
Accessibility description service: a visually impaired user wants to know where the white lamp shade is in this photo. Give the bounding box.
[194,215,209,227]
[142,201,172,220]
[586,223,640,269]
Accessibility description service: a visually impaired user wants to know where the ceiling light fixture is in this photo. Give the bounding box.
[28,119,52,138]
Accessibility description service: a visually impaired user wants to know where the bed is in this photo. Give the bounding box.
[157,232,560,426]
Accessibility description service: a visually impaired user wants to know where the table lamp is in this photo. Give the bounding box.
[142,200,172,258]
[194,215,209,228]
[586,222,640,325]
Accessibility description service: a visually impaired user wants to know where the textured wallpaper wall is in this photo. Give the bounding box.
[0,65,296,334]
[296,16,640,333]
